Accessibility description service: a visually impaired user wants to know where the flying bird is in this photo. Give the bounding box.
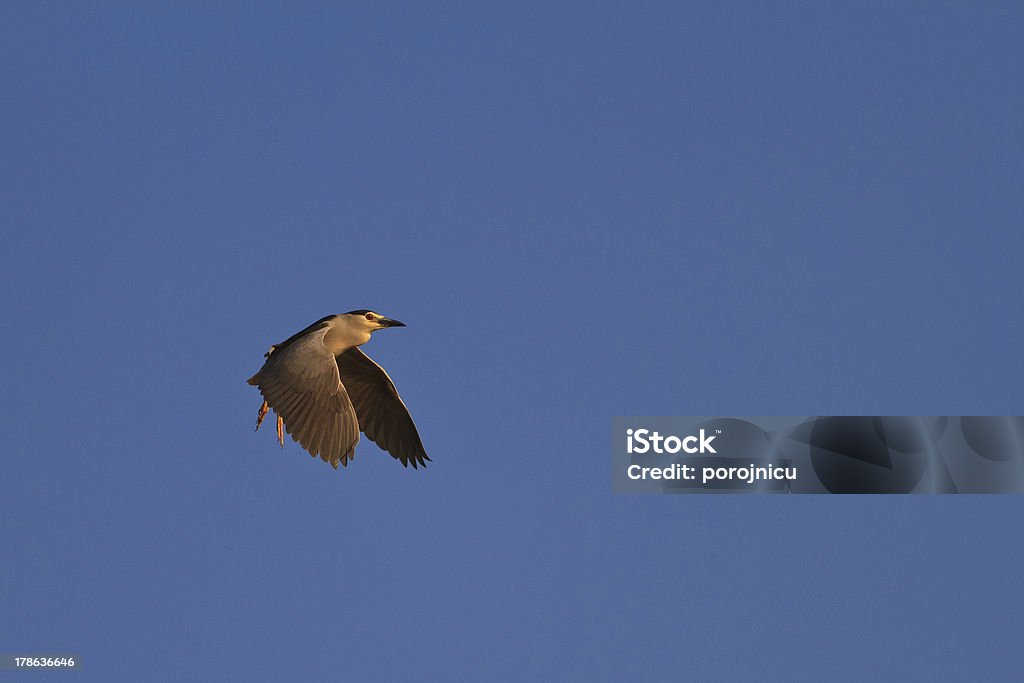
[247,310,430,469]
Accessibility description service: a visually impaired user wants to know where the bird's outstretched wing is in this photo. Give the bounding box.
[336,347,430,468]
[248,326,360,468]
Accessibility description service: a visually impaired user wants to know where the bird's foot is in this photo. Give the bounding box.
[255,400,269,431]
[277,413,284,448]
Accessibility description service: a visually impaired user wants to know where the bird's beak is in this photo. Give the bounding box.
[379,317,406,328]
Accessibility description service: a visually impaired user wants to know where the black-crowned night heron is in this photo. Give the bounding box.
[247,310,430,469]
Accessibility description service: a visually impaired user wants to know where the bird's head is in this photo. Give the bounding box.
[344,310,406,333]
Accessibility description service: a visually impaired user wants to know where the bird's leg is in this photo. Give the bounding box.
[277,413,284,448]
[255,400,269,431]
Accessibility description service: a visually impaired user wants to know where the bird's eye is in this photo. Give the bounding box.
[365,313,375,320]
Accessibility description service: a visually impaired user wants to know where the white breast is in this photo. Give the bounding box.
[323,316,371,354]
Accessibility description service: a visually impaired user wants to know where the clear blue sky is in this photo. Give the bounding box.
[2,2,1022,680]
